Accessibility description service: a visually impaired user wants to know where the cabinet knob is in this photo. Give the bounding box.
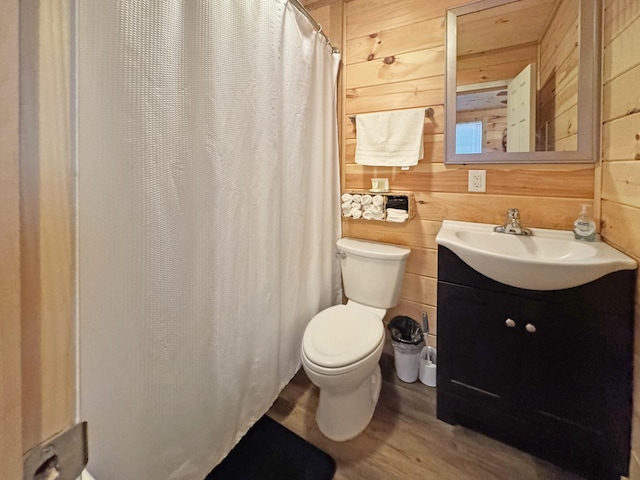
[505,318,516,327]
[525,323,536,333]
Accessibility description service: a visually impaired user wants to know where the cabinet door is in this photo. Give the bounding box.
[438,283,524,412]
[526,300,632,471]
[524,300,607,431]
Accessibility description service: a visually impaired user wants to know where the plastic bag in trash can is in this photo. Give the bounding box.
[387,315,424,345]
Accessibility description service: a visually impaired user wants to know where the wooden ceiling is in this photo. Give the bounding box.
[457,0,558,57]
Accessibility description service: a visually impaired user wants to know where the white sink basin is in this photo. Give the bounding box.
[436,220,637,290]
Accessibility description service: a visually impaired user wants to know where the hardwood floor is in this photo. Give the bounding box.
[267,354,586,480]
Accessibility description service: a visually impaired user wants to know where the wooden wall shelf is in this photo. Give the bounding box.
[341,191,415,223]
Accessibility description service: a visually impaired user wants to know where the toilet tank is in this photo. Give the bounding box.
[337,237,411,309]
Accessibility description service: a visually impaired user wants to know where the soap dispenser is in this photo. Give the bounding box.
[573,204,596,241]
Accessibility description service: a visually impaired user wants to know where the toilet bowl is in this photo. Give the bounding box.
[301,304,385,441]
[301,237,410,441]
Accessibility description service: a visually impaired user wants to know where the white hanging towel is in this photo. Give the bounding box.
[355,108,425,166]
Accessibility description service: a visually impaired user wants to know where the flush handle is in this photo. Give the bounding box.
[505,318,516,328]
[335,252,347,259]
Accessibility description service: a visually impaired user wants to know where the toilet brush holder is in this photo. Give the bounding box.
[418,346,437,387]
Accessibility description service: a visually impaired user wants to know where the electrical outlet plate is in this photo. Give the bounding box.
[468,170,486,192]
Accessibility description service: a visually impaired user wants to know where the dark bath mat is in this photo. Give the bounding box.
[205,415,336,480]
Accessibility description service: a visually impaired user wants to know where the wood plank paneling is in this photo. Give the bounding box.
[603,13,640,83]
[601,160,640,207]
[346,47,444,89]
[539,0,579,77]
[346,17,444,66]
[538,0,580,152]
[603,65,640,122]
[346,76,445,115]
[456,0,555,56]
[346,0,452,39]
[457,43,538,87]
[603,0,640,48]
[601,200,640,257]
[602,112,640,161]
[344,163,594,197]
[402,272,437,306]
[0,0,23,477]
[413,192,590,229]
[404,247,438,278]
[20,0,76,449]
[343,218,442,249]
[601,2,640,476]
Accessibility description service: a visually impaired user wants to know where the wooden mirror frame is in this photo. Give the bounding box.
[445,0,601,164]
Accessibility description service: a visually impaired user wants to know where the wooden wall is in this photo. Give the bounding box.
[457,42,537,88]
[307,0,595,350]
[1,3,77,478]
[600,0,640,478]
[22,0,76,449]
[0,0,23,477]
[538,0,580,151]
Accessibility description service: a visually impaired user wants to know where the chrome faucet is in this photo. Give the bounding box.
[493,208,532,235]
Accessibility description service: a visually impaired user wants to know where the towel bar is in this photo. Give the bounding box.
[349,107,434,122]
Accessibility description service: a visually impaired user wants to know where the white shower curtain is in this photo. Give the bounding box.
[77,2,341,479]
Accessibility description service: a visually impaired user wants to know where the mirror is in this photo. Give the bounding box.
[445,0,600,164]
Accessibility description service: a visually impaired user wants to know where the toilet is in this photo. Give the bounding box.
[301,237,410,441]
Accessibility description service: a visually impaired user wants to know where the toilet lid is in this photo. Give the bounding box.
[302,305,384,368]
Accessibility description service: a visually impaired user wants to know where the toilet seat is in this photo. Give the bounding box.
[302,305,384,368]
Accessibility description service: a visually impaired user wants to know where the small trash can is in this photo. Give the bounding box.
[387,316,425,383]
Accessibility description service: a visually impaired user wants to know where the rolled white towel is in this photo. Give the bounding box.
[386,208,408,215]
[361,194,373,205]
[341,193,353,203]
[362,210,374,220]
[386,208,409,222]
[372,195,384,206]
[387,213,409,221]
[373,212,385,220]
[341,201,352,210]
[351,208,362,219]
[351,194,362,204]
[342,204,352,216]
[370,204,382,214]
[342,208,352,217]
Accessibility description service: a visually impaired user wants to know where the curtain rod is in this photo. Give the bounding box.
[289,0,340,54]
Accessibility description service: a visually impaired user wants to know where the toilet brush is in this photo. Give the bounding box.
[422,312,432,365]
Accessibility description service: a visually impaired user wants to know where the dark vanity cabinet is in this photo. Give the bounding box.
[437,246,636,479]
